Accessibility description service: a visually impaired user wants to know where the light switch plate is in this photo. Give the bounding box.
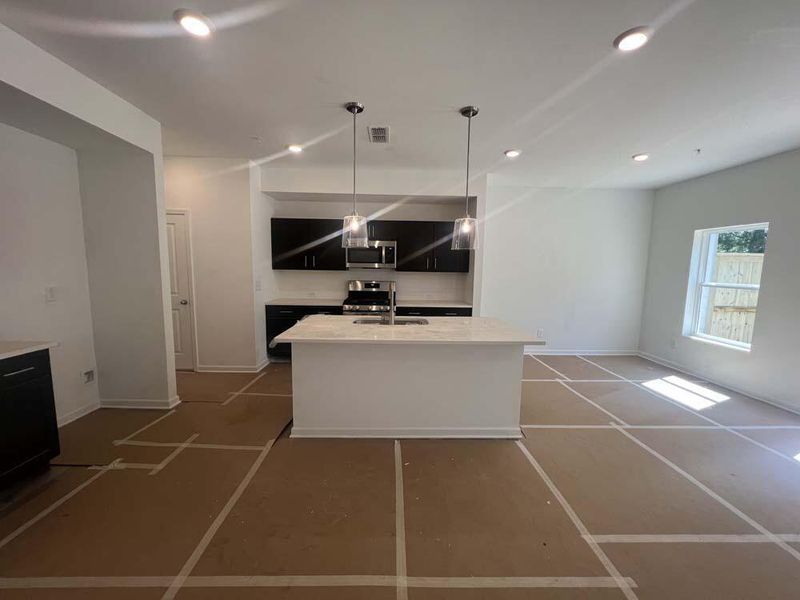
[45,286,57,303]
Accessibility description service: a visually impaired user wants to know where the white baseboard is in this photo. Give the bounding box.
[525,347,638,355]
[291,426,523,439]
[196,358,269,373]
[57,401,100,428]
[100,395,180,410]
[638,351,800,418]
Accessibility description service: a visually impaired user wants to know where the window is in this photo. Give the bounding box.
[683,223,768,350]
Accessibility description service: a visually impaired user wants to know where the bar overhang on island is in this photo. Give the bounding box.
[276,315,542,439]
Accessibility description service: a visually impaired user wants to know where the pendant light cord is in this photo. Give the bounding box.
[352,108,357,214]
[464,113,471,217]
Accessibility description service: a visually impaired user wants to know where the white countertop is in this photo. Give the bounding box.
[0,341,58,361]
[267,297,472,308]
[276,315,540,345]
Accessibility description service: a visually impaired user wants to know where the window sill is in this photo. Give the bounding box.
[686,334,751,353]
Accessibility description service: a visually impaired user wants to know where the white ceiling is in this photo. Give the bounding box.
[2,0,800,189]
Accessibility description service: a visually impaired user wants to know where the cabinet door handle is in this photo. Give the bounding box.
[445,312,457,316]
[312,256,316,268]
[408,311,421,316]
[3,366,36,378]
[304,255,308,268]
[426,257,430,270]
[279,310,294,314]
[434,257,438,270]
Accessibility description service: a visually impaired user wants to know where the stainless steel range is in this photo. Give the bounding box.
[342,280,396,315]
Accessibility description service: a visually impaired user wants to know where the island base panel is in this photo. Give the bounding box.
[290,343,523,438]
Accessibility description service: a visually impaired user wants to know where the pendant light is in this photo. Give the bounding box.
[341,101,369,248]
[452,106,478,250]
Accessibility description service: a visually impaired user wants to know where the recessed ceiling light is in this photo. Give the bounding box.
[504,149,521,158]
[613,26,651,52]
[288,144,303,153]
[632,153,649,162]
[173,9,213,37]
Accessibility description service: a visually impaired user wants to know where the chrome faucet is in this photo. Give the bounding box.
[387,281,396,325]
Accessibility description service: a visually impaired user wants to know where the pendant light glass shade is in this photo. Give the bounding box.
[452,216,478,250]
[341,212,368,248]
[452,106,479,250]
[342,101,368,248]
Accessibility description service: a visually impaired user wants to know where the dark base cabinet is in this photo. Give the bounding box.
[396,307,472,317]
[266,305,343,358]
[1,350,60,488]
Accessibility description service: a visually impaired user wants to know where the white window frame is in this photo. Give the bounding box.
[682,222,769,351]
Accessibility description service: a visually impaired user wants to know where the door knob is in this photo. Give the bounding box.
[180,299,189,305]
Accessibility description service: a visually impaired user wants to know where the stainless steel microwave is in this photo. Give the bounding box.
[346,240,397,270]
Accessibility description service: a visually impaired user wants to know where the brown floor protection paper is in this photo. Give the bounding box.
[401,440,608,577]
[522,356,561,380]
[604,543,800,600]
[0,467,94,541]
[567,382,710,426]
[190,438,396,576]
[176,588,396,600]
[409,590,626,600]
[632,428,800,533]
[0,448,256,576]
[521,382,611,426]
[131,395,292,446]
[177,371,261,403]
[579,356,687,381]
[52,408,170,466]
[246,363,293,395]
[733,428,800,456]
[522,430,754,535]
[536,356,621,381]
[0,591,167,599]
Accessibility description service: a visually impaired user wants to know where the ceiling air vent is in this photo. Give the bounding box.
[367,125,390,143]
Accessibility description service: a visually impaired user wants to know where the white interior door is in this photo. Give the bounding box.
[166,211,196,370]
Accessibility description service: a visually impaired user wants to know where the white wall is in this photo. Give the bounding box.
[1,24,177,408]
[164,157,259,371]
[251,165,277,367]
[480,185,654,352]
[640,148,800,411]
[0,123,98,424]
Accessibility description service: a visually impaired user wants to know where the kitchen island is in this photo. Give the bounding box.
[275,315,540,438]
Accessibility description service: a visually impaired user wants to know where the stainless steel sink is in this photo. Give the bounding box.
[353,318,429,326]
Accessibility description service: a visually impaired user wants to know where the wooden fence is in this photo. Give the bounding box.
[703,253,763,344]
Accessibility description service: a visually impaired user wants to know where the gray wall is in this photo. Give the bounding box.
[639,148,800,411]
[79,149,174,404]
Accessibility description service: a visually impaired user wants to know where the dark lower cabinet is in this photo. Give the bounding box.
[266,305,343,358]
[0,350,59,488]
[396,306,472,317]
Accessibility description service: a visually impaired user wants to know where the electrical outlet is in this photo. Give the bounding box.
[536,328,544,339]
[45,286,57,303]
[82,370,95,384]
[670,337,678,351]
[255,278,262,291]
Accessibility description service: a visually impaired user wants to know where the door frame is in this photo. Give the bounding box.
[166,209,199,372]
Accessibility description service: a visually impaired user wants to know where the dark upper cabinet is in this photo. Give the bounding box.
[271,218,345,270]
[271,218,470,273]
[432,221,470,273]
[371,220,434,272]
[308,219,346,270]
